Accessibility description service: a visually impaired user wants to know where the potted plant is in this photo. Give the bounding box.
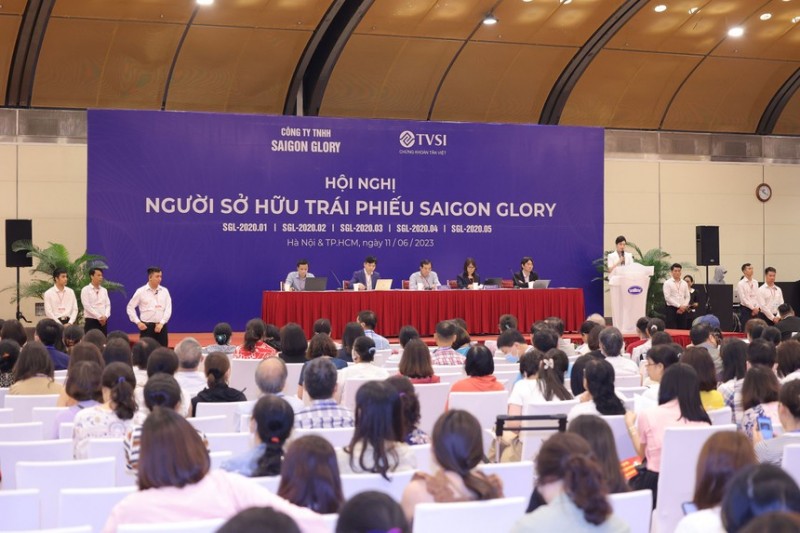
[4,241,125,323]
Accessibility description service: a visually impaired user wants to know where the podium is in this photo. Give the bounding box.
[609,263,654,334]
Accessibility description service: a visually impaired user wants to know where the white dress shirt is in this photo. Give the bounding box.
[126,284,172,325]
[737,277,760,311]
[757,283,784,321]
[663,278,690,308]
[43,285,78,324]
[80,283,111,320]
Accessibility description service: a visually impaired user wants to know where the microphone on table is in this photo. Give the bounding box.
[330,270,344,291]
[510,270,519,288]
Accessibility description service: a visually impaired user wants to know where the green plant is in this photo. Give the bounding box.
[3,241,125,322]
[593,242,694,318]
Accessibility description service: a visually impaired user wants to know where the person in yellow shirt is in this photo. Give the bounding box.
[683,346,725,411]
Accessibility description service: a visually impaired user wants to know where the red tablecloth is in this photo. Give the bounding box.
[262,288,585,337]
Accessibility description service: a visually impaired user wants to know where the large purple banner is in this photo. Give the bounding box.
[88,110,603,333]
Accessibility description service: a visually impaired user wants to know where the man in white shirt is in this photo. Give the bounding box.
[80,267,111,334]
[757,267,784,324]
[408,259,440,290]
[737,263,761,329]
[174,337,207,402]
[43,267,78,325]
[663,263,690,329]
[607,235,634,274]
[126,266,172,346]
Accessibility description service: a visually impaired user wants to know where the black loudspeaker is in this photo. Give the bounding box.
[5,219,32,267]
[696,226,719,266]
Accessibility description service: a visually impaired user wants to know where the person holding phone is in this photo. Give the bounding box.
[753,380,800,465]
[740,365,780,440]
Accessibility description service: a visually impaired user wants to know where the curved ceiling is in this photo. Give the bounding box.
[2,0,799,135]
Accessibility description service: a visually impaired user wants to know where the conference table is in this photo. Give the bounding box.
[262,288,585,337]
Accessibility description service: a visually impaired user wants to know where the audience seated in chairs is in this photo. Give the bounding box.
[191,352,247,417]
[0,338,20,388]
[508,349,572,420]
[264,323,282,353]
[130,337,159,388]
[718,338,748,425]
[449,345,505,398]
[567,359,625,422]
[278,435,344,514]
[641,343,682,401]
[52,359,103,438]
[777,339,800,384]
[297,332,347,399]
[682,346,725,410]
[497,329,529,363]
[234,318,277,360]
[202,322,237,356]
[337,321,365,363]
[336,336,390,402]
[9,340,64,396]
[102,337,133,367]
[337,491,409,533]
[386,375,430,445]
[294,357,354,429]
[720,464,800,532]
[218,507,301,533]
[279,323,309,364]
[398,338,439,384]
[740,365,781,441]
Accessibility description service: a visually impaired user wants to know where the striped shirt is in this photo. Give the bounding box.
[294,399,354,429]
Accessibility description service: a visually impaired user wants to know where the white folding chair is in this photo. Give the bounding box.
[194,402,251,433]
[4,394,60,422]
[411,443,432,474]
[494,371,520,393]
[293,427,355,448]
[493,364,520,373]
[477,461,535,499]
[654,425,736,533]
[516,401,577,461]
[0,407,14,423]
[31,406,70,439]
[602,415,638,460]
[707,406,733,426]
[54,370,68,379]
[415,383,451,434]
[59,422,75,440]
[59,486,137,531]
[284,363,304,397]
[251,475,281,493]
[24,528,92,533]
[435,373,463,385]
[615,386,647,398]
[321,513,338,533]
[0,438,73,489]
[187,415,230,434]
[0,421,44,441]
[205,432,252,455]
[781,444,800,486]
[373,350,391,367]
[609,490,653,533]
[340,470,415,501]
[229,359,262,401]
[117,518,226,532]
[412,496,527,533]
[0,387,8,408]
[17,457,116,528]
[209,450,233,469]
[238,413,252,433]
[341,378,379,411]
[614,374,642,388]
[449,391,509,455]
[432,365,464,376]
[86,437,135,486]
[0,488,40,531]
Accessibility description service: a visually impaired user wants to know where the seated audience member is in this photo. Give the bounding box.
[131,337,159,387]
[632,318,666,362]
[682,346,725,411]
[338,321,365,363]
[107,330,130,344]
[297,333,347,399]
[337,336,390,402]
[569,324,604,396]
[777,304,800,341]
[641,343,682,401]
[398,338,439,384]
[191,352,247,417]
[689,322,722,376]
[587,313,606,327]
[202,322,236,356]
[512,256,539,288]
[512,433,627,532]
[0,338,21,387]
[313,318,332,336]
[718,338,748,424]
[497,328,529,362]
[452,325,472,356]
[626,317,651,356]
[778,340,800,383]
[63,324,84,353]
[337,380,415,477]
[508,350,572,418]
[294,357,354,429]
[82,328,106,352]
[449,345,505,400]
[0,318,27,346]
[399,325,420,348]
[402,410,501,523]
[747,338,777,369]
[35,318,69,370]
[545,316,576,356]
[549,348,569,385]
[741,365,781,440]
[498,314,518,333]
[278,435,344,514]
[278,323,308,364]
[740,513,800,532]
[174,337,207,402]
[754,380,800,465]
[568,359,626,422]
[430,321,466,366]
[569,415,630,493]
[721,464,800,532]
[242,357,305,416]
[456,257,480,289]
[264,323,281,352]
[762,326,782,347]
[234,318,277,359]
[387,375,430,445]
[357,310,390,350]
[103,337,133,366]
[9,341,64,396]
[103,408,325,533]
[68,341,104,368]
[136,347,184,416]
[337,491,409,533]
[531,323,559,354]
[575,320,597,355]
[600,327,639,377]
[676,432,757,533]
[626,363,711,502]
[218,507,300,533]
[73,362,137,459]
[51,360,103,438]
[745,317,769,343]
[222,395,294,477]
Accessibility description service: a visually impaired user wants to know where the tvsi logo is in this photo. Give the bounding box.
[399,130,447,148]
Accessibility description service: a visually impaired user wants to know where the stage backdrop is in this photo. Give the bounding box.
[88,110,603,333]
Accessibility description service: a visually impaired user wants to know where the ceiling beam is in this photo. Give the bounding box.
[539,0,648,125]
[5,0,56,108]
[756,67,800,135]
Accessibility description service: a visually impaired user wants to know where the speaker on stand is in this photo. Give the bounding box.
[696,226,720,316]
[5,219,33,322]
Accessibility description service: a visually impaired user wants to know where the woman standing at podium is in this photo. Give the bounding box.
[607,235,634,274]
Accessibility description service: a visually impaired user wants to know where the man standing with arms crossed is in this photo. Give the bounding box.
[126,266,172,346]
[737,263,760,329]
[81,267,110,334]
[44,267,77,325]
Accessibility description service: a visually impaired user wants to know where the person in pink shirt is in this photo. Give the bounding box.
[625,363,711,505]
[233,319,277,360]
[103,407,326,533]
